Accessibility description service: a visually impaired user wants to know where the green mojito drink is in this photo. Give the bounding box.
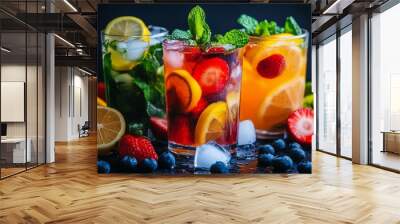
[100,16,168,153]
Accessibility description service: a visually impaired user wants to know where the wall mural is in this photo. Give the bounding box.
[97,3,313,174]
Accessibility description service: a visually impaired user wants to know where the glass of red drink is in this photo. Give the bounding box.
[163,40,243,156]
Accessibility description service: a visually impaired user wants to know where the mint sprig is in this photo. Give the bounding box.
[188,5,211,46]
[284,16,302,35]
[215,29,249,48]
[237,14,258,35]
[238,14,302,36]
[168,5,248,50]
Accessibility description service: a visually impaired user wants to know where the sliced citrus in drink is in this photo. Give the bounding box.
[166,69,202,113]
[256,77,305,130]
[97,106,126,155]
[104,16,151,42]
[195,101,228,145]
[109,48,138,71]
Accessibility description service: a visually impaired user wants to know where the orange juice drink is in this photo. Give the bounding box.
[240,32,308,138]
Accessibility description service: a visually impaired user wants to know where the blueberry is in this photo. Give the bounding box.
[97,160,111,174]
[159,151,176,169]
[210,161,229,174]
[141,158,158,173]
[298,161,312,173]
[272,156,293,173]
[258,144,275,155]
[288,147,306,163]
[121,156,138,172]
[288,142,302,150]
[273,139,286,152]
[257,153,274,167]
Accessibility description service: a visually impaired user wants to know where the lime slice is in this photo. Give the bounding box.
[97,106,126,155]
[104,16,151,42]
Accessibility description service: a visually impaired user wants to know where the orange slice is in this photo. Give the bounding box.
[97,106,126,155]
[256,77,305,130]
[166,69,202,113]
[195,101,228,145]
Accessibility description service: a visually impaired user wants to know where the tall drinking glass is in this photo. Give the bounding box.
[240,31,309,139]
[163,40,243,156]
[101,26,168,129]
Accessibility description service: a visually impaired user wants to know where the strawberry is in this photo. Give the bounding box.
[190,98,208,118]
[169,115,193,145]
[119,135,158,162]
[287,108,314,145]
[256,54,286,79]
[98,82,106,100]
[193,57,229,96]
[206,46,225,54]
[149,117,168,140]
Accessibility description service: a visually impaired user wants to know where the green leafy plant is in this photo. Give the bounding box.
[237,14,302,37]
[168,5,249,49]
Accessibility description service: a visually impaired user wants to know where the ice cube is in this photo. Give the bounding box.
[238,120,256,145]
[194,143,231,169]
[164,50,184,68]
[126,39,148,61]
[116,42,128,51]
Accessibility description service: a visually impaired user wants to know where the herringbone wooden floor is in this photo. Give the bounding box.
[1,136,400,224]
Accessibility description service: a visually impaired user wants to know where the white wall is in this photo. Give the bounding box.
[54,66,89,141]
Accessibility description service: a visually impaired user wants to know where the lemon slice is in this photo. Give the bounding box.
[195,101,228,145]
[166,70,202,113]
[256,78,305,130]
[97,106,126,155]
[104,16,151,42]
[109,48,138,71]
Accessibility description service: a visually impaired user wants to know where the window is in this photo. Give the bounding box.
[317,35,337,154]
[370,3,400,171]
[339,27,352,158]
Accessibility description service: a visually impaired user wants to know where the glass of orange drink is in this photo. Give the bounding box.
[240,32,309,139]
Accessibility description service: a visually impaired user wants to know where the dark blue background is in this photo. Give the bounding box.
[97,3,311,80]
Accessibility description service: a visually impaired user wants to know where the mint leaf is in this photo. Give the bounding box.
[284,16,302,35]
[199,23,211,45]
[188,6,205,41]
[171,29,193,40]
[188,5,211,45]
[237,14,258,35]
[254,20,270,37]
[216,29,249,48]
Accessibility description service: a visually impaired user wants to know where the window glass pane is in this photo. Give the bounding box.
[340,28,352,158]
[371,3,400,171]
[1,30,27,177]
[317,36,337,154]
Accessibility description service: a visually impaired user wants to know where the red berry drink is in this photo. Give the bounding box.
[163,40,242,155]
